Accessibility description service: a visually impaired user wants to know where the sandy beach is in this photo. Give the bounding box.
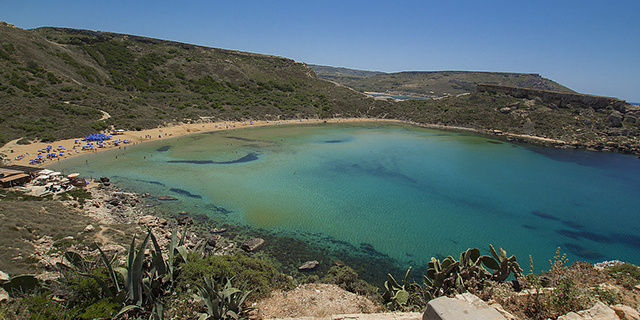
[1,116,580,168]
[0,118,397,168]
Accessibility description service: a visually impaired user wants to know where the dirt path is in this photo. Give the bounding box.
[98,109,111,121]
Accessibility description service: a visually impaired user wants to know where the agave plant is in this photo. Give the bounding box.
[196,275,251,320]
[60,226,191,319]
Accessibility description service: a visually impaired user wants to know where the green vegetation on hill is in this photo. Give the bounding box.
[0,25,391,144]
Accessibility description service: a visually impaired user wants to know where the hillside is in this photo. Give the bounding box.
[307,64,385,81]
[0,23,390,144]
[1,22,639,155]
[309,65,573,98]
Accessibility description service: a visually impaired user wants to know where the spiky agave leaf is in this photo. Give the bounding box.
[149,230,167,276]
[131,231,151,306]
[97,246,120,293]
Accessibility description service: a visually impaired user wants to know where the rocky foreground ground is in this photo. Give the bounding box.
[2,182,640,319]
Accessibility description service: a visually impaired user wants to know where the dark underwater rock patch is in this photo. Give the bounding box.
[169,188,202,199]
[129,178,165,186]
[157,145,171,152]
[360,243,376,253]
[167,152,259,165]
[167,160,214,164]
[610,233,640,249]
[205,203,233,215]
[213,152,259,164]
[564,243,604,260]
[556,229,612,243]
[225,136,260,142]
[531,211,560,221]
[562,220,584,229]
[324,140,346,143]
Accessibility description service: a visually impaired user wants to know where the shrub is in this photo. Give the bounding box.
[64,188,92,206]
[323,265,379,300]
[46,72,60,84]
[177,252,293,299]
[91,121,108,131]
[23,292,67,320]
[607,263,640,289]
[39,132,57,143]
[71,298,119,320]
[16,138,30,145]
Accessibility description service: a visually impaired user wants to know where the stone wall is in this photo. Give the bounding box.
[476,84,627,112]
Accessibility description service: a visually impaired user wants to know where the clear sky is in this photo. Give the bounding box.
[3,0,639,102]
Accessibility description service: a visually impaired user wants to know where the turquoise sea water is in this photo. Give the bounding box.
[50,122,640,273]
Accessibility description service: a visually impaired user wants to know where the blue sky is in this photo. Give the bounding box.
[4,0,640,101]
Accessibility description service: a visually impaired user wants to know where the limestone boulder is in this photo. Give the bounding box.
[241,238,265,252]
[176,215,193,225]
[203,234,220,247]
[557,302,618,320]
[423,292,506,320]
[607,111,623,127]
[299,260,320,271]
[611,304,640,320]
[138,215,159,227]
[0,270,9,284]
[624,112,638,124]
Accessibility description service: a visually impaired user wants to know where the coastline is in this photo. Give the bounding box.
[0,117,400,168]
[1,117,630,168]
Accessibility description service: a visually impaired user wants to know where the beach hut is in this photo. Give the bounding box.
[0,168,31,188]
[0,173,30,187]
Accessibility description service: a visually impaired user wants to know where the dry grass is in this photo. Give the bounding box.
[0,196,139,276]
[253,284,382,319]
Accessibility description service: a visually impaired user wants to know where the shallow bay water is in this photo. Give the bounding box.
[50,122,640,272]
